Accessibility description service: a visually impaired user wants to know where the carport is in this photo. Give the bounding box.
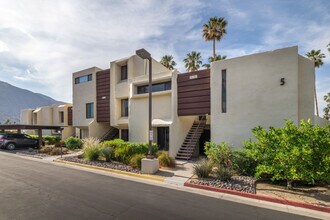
[0,124,64,148]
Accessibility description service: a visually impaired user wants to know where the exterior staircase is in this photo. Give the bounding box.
[175,116,207,160]
[100,127,119,142]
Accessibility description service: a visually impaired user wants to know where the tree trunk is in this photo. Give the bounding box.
[287,180,293,190]
[314,84,319,116]
[213,38,216,60]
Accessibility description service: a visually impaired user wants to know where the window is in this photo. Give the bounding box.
[75,74,92,84]
[86,103,94,119]
[121,129,129,141]
[137,81,171,94]
[121,99,129,117]
[121,65,128,81]
[221,69,227,113]
[59,111,64,123]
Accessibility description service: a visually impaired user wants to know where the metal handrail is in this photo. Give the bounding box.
[100,127,114,142]
[186,115,206,158]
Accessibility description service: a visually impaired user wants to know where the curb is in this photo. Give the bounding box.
[184,182,330,213]
[55,159,165,182]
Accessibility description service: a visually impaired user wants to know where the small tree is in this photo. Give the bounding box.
[324,92,330,121]
[244,120,330,189]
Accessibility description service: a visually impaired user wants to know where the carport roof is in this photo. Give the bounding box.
[0,124,64,130]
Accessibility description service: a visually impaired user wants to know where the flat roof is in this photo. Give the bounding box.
[0,124,64,130]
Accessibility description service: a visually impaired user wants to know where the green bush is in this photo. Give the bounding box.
[115,142,158,164]
[244,120,330,189]
[65,137,82,150]
[215,165,235,181]
[232,149,257,176]
[204,141,232,166]
[158,151,176,167]
[129,154,145,168]
[54,140,66,148]
[102,139,126,149]
[43,135,61,145]
[100,144,115,162]
[193,159,213,178]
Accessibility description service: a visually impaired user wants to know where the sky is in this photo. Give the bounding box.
[0,0,329,113]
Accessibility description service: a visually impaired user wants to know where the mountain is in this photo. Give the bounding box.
[0,81,64,123]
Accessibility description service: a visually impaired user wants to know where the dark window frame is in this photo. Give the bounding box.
[59,111,64,123]
[137,81,172,94]
[221,69,227,113]
[121,99,129,117]
[86,103,94,119]
[120,65,128,81]
[75,74,93,84]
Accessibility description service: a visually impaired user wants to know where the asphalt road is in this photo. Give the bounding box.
[0,153,317,220]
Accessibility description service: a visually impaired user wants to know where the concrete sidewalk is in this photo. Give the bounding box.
[159,160,195,186]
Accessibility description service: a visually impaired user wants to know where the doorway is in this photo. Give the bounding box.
[157,127,169,151]
[199,129,210,156]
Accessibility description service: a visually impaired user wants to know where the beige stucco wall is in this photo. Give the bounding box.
[72,67,101,128]
[20,109,34,124]
[210,46,314,149]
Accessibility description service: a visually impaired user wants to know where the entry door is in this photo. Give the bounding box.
[157,127,169,151]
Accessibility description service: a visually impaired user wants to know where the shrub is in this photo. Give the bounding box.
[115,142,158,164]
[232,149,257,176]
[204,142,232,166]
[54,140,66,148]
[39,146,53,154]
[244,120,330,189]
[158,151,176,167]
[100,145,115,162]
[129,154,145,168]
[43,135,61,145]
[50,147,68,155]
[193,159,213,178]
[65,137,82,150]
[83,137,101,161]
[215,165,235,181]
[102,139,126,149]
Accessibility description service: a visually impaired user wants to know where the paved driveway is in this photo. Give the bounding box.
[0,153,318,220]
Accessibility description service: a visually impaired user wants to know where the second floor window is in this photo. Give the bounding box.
[121,65,128,81]
[121,99,128,117]
[75,74,92,84]
[137,81,171,94]
[86,103,94,119]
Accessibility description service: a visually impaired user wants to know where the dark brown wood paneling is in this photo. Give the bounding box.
[177,69,210,116]
[67,107,73,126]
[96,69,110,122]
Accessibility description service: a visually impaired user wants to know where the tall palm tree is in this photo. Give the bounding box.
[306,49,326,116]
[160,55,176,70]
[202,54,227,69]
[183,51,203,72]
[202,17,227,60]
[327,43,330,53]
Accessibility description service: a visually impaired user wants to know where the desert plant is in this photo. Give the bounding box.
[65,137,83,150]
[158,151,176,167]
[102,139,126,149]
[204,141,232,166]
[193,159,213,178]
[54,140,66,148]
[43,135,61,145]
[244,120,330,189]
[215,165,235,181]
[232,149,257,176]
[114,142,158,164]
[129,154,146,168]
[100,144,115,162]
[39,146,53,154]
[49,147,68,155]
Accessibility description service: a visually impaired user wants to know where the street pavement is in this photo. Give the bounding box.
[0,153,319,220]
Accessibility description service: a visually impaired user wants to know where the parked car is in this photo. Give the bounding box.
[0,133,41,150]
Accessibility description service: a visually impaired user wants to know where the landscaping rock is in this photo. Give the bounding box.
[63,156,142,174]
[190,175,256,194]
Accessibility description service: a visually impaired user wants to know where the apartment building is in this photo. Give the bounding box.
[71,46,328,159]
[20,103,74,139]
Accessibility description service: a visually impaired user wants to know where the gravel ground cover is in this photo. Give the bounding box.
[190,176,256,194]
[63,156,142,174]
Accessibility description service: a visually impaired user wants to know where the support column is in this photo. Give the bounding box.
[38,129,42,148]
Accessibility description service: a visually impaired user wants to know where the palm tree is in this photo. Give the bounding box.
[203,54,227,68]
[183,51,203,72]
[202,17,227,60]
[160,55,176,70]
[324,92,330,121]
[306,49,326,116]
[327,43,330,53]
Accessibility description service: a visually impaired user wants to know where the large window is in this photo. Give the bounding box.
[221,69,227,113]
[86,103,94,119]
[75,74,92,84]
[59,111,64,123]
[121,65,128,81]
[137,81,171,94]
[121,99,128,117]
